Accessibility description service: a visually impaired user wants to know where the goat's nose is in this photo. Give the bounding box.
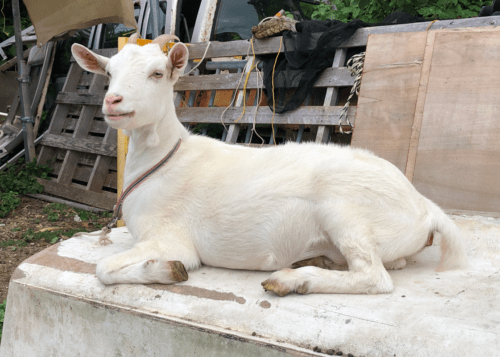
[105,94,123,106]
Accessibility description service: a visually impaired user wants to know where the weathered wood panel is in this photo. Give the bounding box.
[41,133,117,157]
[175,67,354,91]
[351,31,427,172]
[176,106,356,126]
[412,30,500,212]
[56,92,103,106]
[38,178,116,210]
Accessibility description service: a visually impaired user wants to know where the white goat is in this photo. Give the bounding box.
[71,35,467,296]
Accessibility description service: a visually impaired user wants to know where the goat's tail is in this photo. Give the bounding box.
[428,200,468,271]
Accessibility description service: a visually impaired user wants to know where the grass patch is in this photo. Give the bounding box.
[23,228,87,244]
[0,239,27,248]
[0,299,5,342]
[42,203,70,222]
[22,228,88,244]
[0,159,53,218]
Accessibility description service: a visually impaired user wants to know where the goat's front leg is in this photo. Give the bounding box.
[96,238,200,285]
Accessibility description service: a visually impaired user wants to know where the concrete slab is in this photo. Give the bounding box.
[1,214,499,357]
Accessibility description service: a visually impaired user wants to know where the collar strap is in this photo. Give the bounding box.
[114,138,182,220]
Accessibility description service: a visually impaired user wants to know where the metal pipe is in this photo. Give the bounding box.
[12,0,36,162]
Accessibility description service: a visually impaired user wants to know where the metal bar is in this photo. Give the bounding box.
[296,93,311,143]
[142,4,151,39]
[26,193,108,213]
[12,0,36,162]
[150,0,160,39]
[92,24,103,50]
[182,14,191,42]
[30,42,54,115]
[208,68,220,107]
[206,61,263,71]
[244,126,252,143]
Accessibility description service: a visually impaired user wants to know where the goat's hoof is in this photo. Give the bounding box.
[98,237,113,246]
[261,279,291,297]
[169,261,188,282]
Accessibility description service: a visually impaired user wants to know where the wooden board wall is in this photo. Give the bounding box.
[352,28,500,213]
[350,32,427,172]
[412,30,500,212]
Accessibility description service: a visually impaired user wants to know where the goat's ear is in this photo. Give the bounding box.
[166,43,188,82]
[71,43,109,76]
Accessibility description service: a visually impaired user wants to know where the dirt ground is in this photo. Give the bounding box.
[0,196,111,303]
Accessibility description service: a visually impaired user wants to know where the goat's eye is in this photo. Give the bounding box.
[154,71,163,78]
[106,71,111,78]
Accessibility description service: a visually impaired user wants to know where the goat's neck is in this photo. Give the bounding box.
[124,112,188,186]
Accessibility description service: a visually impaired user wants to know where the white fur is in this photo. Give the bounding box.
[71,40,468,295]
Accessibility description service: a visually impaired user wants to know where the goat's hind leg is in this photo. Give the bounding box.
[96,240,197,285]
[263,228,394,295]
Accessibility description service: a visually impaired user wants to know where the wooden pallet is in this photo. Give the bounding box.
[174,38,357,145]
[37,49,118,210]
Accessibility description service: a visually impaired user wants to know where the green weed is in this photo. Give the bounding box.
[43,203,70,222]
[22,228,87,244]
[0,299,6,341]
[295,1,490,23]
[0,159,53,218]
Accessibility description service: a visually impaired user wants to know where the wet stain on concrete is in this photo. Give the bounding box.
[259,300,271,309]
[150,284,246,304]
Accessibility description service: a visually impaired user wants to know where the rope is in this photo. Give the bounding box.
[73,139,182,245]
[183,41,211,77]
[235,38,257,123]
[338,51,365,134]
[270,37,283,145]
[219,40,253,132]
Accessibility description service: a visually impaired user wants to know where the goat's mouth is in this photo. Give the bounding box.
[105,111,135,121]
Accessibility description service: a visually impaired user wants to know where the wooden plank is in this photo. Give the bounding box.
[175,68,354,92]
[38,62,84,166]
[87,125,118,192]
[63,118,108,134]
[54,151,118,171]
[56,92,103,106]
[38,178,116,210]
[404,30,436,182]
[57,74,108,186]
[177,106,356,126]
[41,133,117,157]
[350,31,427,172]
[316,48,347,143]
[341,16,500,48]
[412,30,500,213]
[0,48,30,72]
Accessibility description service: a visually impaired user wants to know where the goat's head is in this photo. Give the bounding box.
[70,34,188,135]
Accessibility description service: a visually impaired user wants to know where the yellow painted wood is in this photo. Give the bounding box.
[116,37,152,226]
